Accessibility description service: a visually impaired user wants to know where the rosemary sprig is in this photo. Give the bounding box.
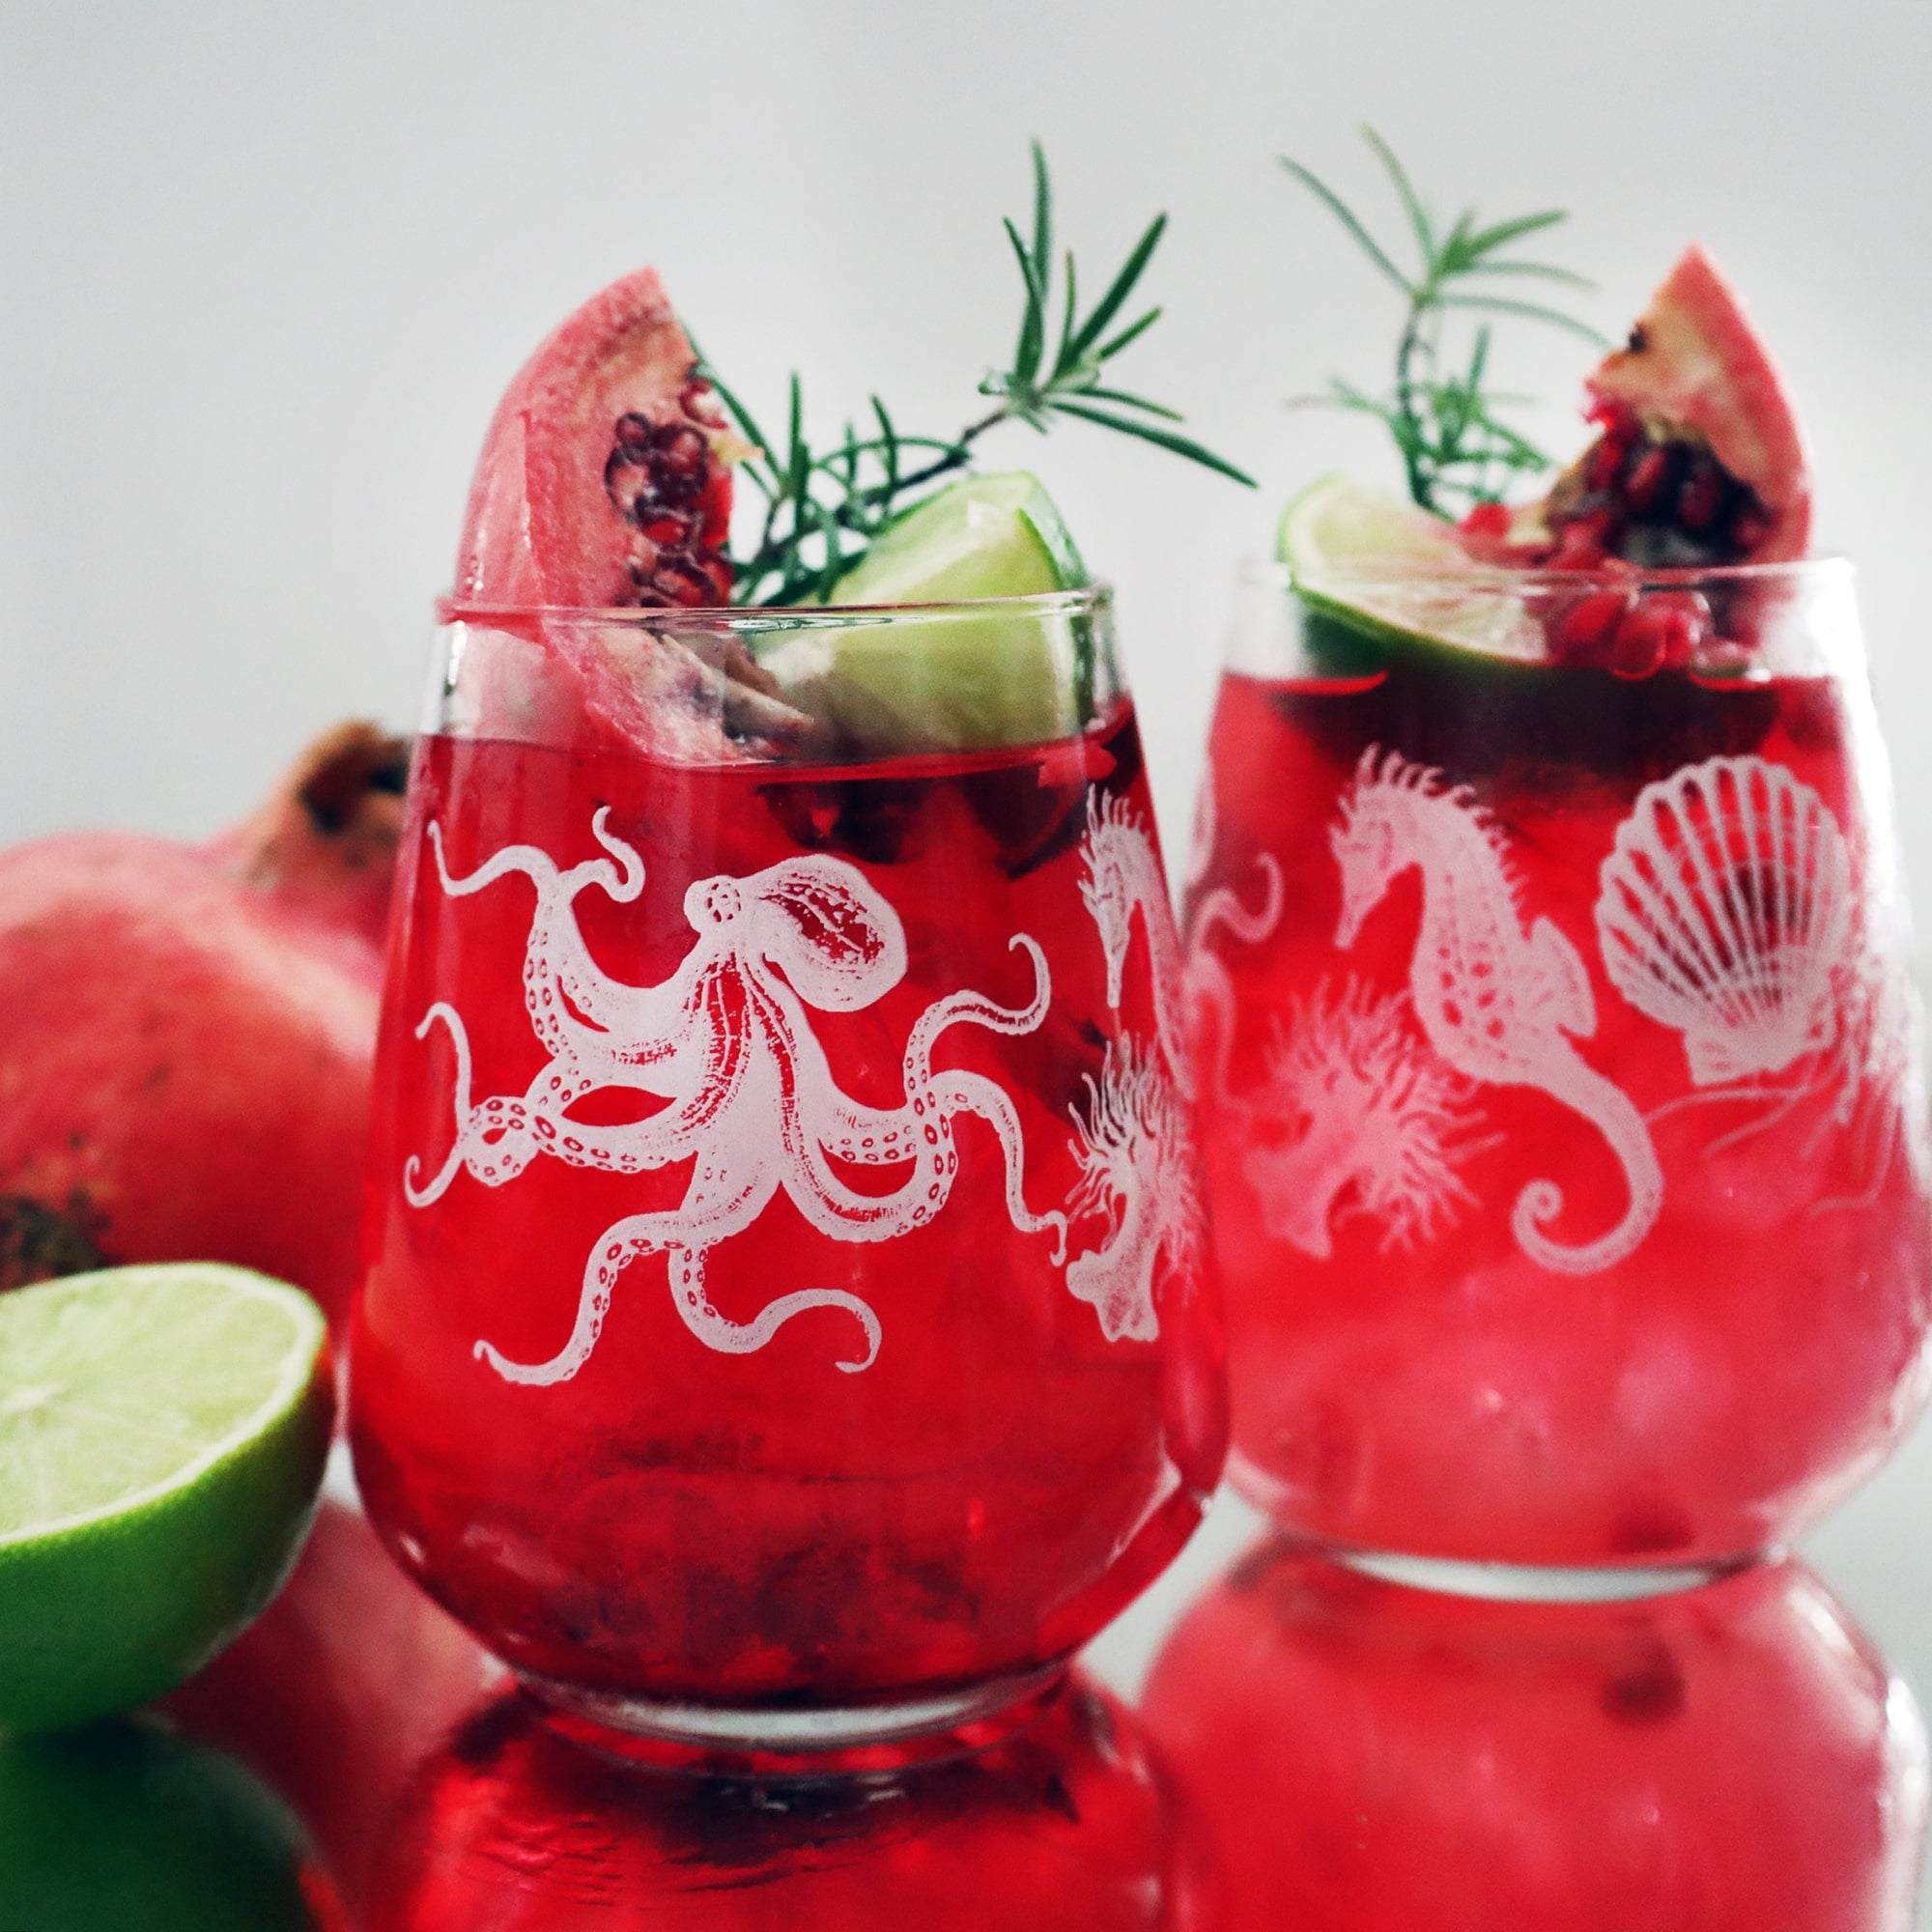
[1282,128,1605,518]
[700,143,1254,607]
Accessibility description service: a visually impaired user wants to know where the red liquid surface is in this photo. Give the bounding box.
[365,1675,1221,1931]
[1142,1541,1927,1932]
[351,703,1224,1711]
[1188,663,1932,1563]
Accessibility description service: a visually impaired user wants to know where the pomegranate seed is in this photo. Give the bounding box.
[1551,588,1632,667]
[1586,438,1627,492]
[1460,502,1512,540]
[660,427,707,478]
[1623,444,1672,515]
[1678,454,1724,532]
[1730,502,1772,554]
[1605,590,1710,679]
[1550,510,1615,570]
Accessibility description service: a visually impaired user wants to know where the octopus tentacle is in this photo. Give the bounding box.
[667,1245,881,1373]
[404,1003,474,1207]
[903,936,1053,1084]
[426,820,560,899]
[930,1067,1069,1263]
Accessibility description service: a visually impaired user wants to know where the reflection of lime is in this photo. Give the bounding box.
[0,1719,334,1930]
[0,1264,332,1734]
[1279,472,1544,663]
[787,471,1090,753]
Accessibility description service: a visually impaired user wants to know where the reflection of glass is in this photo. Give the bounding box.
[1187,560,1932,1565]
[351,595,1225,1744]
[1144,1539,1928,1931]
[364,1675,1218,1930]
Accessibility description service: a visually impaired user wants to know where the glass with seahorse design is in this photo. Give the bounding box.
[1185,557,1931,1569]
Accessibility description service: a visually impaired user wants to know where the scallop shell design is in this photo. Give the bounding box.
[1595,755,1853,1086]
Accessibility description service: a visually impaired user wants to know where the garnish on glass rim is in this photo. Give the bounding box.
[1281,128,1605,521]
[698,143,1255,607]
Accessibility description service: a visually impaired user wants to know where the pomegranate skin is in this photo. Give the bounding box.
[0,724,407,1325]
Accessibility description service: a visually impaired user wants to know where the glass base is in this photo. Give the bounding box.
[1332,1545,1744,1604]
[517,1662,1067,1776]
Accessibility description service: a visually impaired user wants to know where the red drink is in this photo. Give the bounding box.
[1142,1540,1927,1932]
[352,610,1224,1728]
[1187,570,1932,1566]
[365,1675,1222,1931]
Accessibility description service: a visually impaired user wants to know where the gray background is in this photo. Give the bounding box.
[3,0,1928,1891]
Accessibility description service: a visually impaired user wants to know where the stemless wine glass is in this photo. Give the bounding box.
[1184,558,1932,1568]
[350,588,1225,1748]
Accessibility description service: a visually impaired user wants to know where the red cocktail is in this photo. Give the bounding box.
[1142,1539,1927,1932]
[1186,562,1931,1564]
[352,599,1224,1739]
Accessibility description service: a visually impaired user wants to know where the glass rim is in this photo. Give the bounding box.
[436,583,1115,626]
[1235,554,1855,592]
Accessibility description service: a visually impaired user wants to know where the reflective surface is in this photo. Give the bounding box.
[1143,1538,1928,1930]
[363,1673,1221,1931]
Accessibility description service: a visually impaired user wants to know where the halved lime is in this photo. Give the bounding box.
[1279,472,1545,663]
[770,471,1092,753]
[0,1264,332,1735]
[0,1718,332,1929]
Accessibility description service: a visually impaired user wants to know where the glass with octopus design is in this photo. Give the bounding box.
[1186,559,1931,1568]
[350,590,1225,1746]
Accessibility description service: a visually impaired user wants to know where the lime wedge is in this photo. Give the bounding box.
[771,472,1092,753]
[0,1719,333,1929]
[831,470,1089,605]
[0,1264,332,1735]
[1279,472,1545,663]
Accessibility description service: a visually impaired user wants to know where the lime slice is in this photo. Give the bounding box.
[831,470,1089,605]
[771,472,1092,753]
[0,1264,332,1735]
[0,1719,333,1929]
[1279,472,1546,663]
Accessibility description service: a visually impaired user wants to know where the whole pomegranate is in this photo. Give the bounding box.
[0,724,408,1324]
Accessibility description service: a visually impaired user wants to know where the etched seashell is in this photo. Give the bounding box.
[1595,755,1852,1085]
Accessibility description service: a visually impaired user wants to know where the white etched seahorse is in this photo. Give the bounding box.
[1330,747,1662,1274]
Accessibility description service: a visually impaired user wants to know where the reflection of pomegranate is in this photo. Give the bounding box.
[366,1675,1221,1931]
[0,724,407,1324]
[161,1498,502,1917]
[1142,1540,1927,1932]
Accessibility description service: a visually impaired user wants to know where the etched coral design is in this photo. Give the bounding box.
[1180,772,1283,1107]
[1064,788,1203,1340]
[1598,753,1919,1206]
[1080,790,1190,1083]
[1332,746,1662,1275]
[1065,1036,1204,1342]
[1243,977,1487,1258]
[406,810,1065,1386]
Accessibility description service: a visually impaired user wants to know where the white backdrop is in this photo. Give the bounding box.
[5,0,1931,1794]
